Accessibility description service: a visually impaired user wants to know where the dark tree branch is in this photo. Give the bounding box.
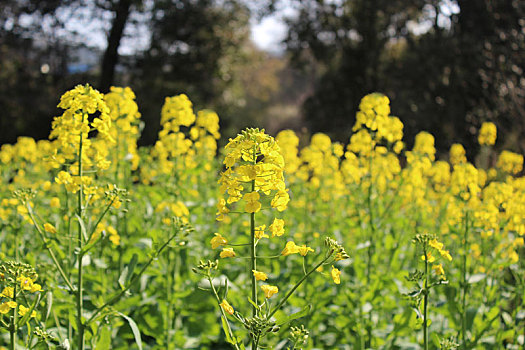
[99,0,132,92]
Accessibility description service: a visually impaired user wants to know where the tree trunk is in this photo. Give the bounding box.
[99,0,132,93]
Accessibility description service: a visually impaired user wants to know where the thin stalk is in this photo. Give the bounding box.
[207,276,241,350]
[26,206,75,292]
[250,207,257,315]
[461,212,469,350]
[250,145,258,350]
[365,152,375,348]
[423,244,429,350]
[9,280,17,350]
[86,228,180,325]
[268,255,330,319]
[77,113,85,350]
[165,229,172,349]
[250,176,257,350]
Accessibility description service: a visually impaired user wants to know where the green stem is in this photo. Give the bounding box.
[26,205,75,292]
[423,244,429,350]
[461,211,469,350]
[207,276,241,350]
[77,113,85,350]
[268,255,330,319]
[250,176,257,349]
[9,280,17,350]
[86,227,180,325]
[166,230,172,349]
[366,152,375,348]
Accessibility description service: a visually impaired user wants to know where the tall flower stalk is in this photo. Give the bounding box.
[201,128,348,349]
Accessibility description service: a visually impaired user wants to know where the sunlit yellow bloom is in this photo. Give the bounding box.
[432,263,445,275]
[0,287,14,298]
[298,245,314,256]
[497,150,523,174]
[261,285,278,299]
[43,223,57,234]
[429,239,443,251]
[17,305,35,317]
[245,200,262,213]
[50,197,60,208]
[18,275,33,291]
[449,144,467,166]
[439,249,452,261]
[331,266,341,284]
[220,248,236,258]
[421,252,436,263]
[252,270,268,281]
[211,233,228,249]
[0,301,17,314]
[478,122,497,146]
[220,299,234,315]
[30,284,42,293]
[281,241,300,256]
[269,218,285,237]
[255,225,268,239]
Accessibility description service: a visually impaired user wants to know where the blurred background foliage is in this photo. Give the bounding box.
[0,0,523,157]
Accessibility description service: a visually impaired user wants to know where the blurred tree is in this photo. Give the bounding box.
[283,0,427,142]
[0,0,73,144]
[131,0,255,144]
[284,0,525,155]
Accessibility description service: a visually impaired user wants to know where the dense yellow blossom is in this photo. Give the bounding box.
[478,122,497,146]
[331,266,341,284]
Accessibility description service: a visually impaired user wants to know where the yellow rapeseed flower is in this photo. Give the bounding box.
[281,241,300,256]
[252,270,268,281]
[0,301,17,314]
[43,223,57,234]
[255,225,268,239]
[220,299,234,315]
[478,122,497,146]
[220,248,236,258]
[298,245,314,256]
[18,275,33,291]
[432,263,445,275]
[421,252,436,263]
[261,285,278,299]
[331,266,341,284]
[269,218,285,237]
[0,287,14,298]
[211,233,228,249]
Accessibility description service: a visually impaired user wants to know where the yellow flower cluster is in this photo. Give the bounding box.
[104,86,142,171]
[352,93,403,154]
[49,84,114,171]
[420,238,452,278]
[0,274,41,318]
[478,122,497,146]
[147,94,220,184]
[218,128,289,217]
[449,143,467,166]
[496,150,523,175]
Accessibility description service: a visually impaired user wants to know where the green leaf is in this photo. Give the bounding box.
[95,325,112,349]
[466,307,479,331]
[117,312,143,350]
[45,291,53,322]
[119,253,138,289]
[247,298,260,311]
[274,304,312,326]
[75,214,89,244]
[80,233,104,255]
[17,292,41,326]
[221,316,236,345]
